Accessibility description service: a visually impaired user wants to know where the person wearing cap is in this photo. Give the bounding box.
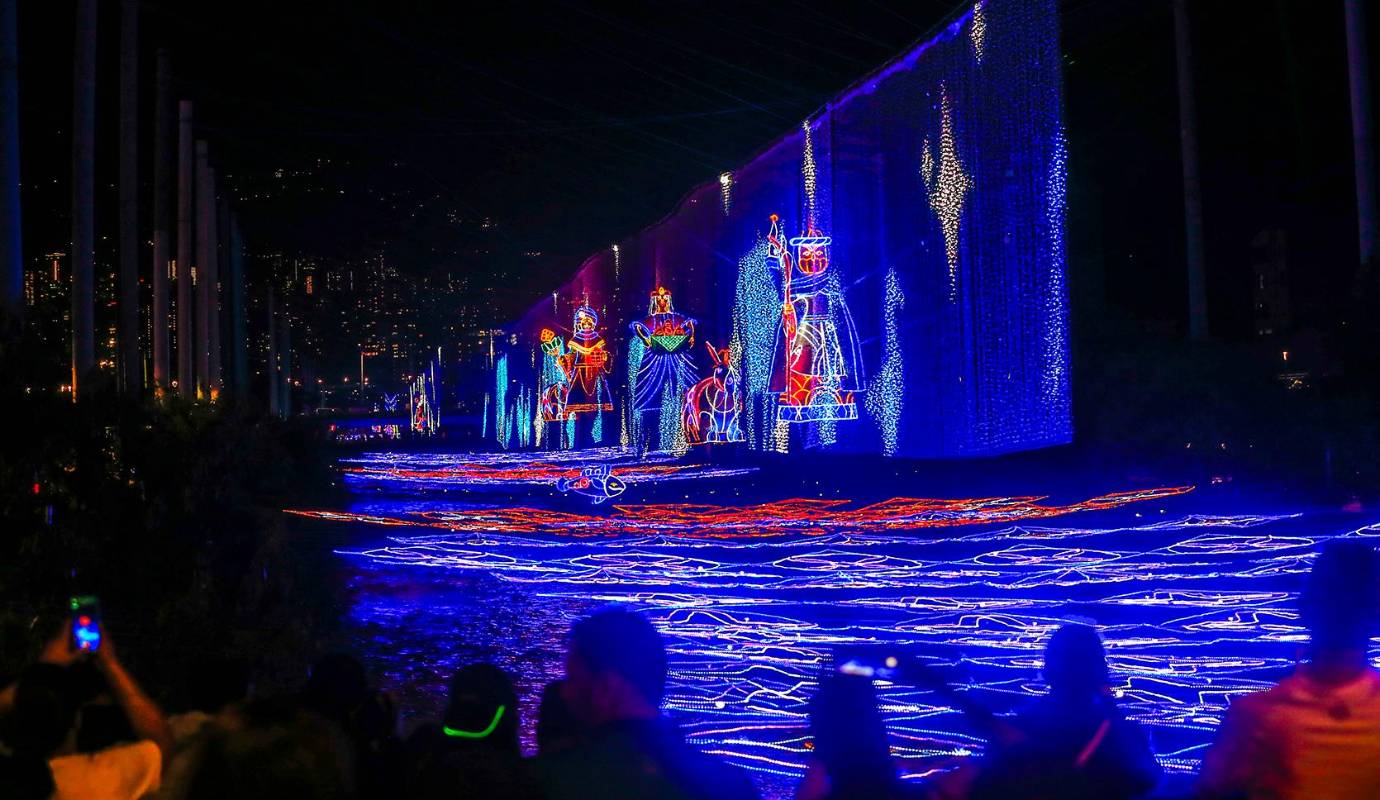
[403,662,537,799]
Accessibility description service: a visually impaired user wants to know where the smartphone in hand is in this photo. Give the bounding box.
[70,595,102,652]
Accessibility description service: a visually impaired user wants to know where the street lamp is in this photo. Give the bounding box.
[360,350,379,386]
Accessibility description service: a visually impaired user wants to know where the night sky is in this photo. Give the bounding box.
[13,0,1376,332]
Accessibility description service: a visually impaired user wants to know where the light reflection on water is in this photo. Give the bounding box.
[316,451,1380,798]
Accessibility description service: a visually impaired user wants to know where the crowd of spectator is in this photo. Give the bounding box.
[2,539,1378,799]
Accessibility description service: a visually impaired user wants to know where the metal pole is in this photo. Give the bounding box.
[205,167,221,394]
[118,0,139,392]
[267,288,278,415]
[1173,0,1209,341]
[151,51,171,389]
[1345,0,1377,277]
[71,0,97,396]
[229,215,246,393]
[0,0,21,322]
[217,191,230,393]
[279,304,291,417]
[195,139,210,396]
[176,100,193,396]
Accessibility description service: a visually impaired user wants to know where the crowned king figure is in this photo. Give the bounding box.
[767,214,864,423]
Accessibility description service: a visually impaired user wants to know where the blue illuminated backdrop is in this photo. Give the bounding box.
[504,0,1069,458]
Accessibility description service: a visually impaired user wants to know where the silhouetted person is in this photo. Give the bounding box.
[1200,540,1380,798]
[536,679,582,756]
[536,607,760,800]
[796,672,924,800]
[169,698,356,800]
[404,662,538,799]
[0,663,67,800]
[0,752,54,800]
[0,628,172,800]
[300,653,398,800]
[301,653,371,725]
[970,623,1159,800]
[169,657,251,746]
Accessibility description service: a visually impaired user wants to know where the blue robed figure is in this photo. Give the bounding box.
[629,286,698,413]
[629,287,697,452]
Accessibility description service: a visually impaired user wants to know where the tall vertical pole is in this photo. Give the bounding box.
[0,0,21,323]
[279,303,291,417]
[71,0,97,397]
[1173,0,1209,341]
[217,193,229,393]
[176,101,193,396]
[267,288,279,416]
[215,194,231,392]
[151,50,171,389]
[1345,0,1377,280]
[194,139,211,396]
[205,167,221,394]
[229,215,246,394]
[118,0,139,392]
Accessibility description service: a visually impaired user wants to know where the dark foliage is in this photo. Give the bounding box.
[0,319,338,699]
[1074,314,1380,501]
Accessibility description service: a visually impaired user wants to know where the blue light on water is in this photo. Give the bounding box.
[303,451,1380,798]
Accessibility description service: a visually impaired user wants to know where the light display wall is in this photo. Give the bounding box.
[504,0,1069,458]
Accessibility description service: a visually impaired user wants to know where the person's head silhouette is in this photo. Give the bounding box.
[301,654,369,722]
[536,679,581,755]
[562,608,666,726]
[1043,623,1110,698]
[1301,540,1380,652]
[809,672,894,792]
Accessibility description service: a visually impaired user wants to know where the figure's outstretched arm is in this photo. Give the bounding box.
[630,321,652,345]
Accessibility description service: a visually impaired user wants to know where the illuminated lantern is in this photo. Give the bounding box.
[683,342,744,446]
[538,327,571,422]
[767,214,864,424]
[560,306,614,419]
[629,286,697,452]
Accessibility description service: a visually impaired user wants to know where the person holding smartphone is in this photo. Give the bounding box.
[0,608,172,800]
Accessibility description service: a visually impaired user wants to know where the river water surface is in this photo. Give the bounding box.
[290,448,1376,798]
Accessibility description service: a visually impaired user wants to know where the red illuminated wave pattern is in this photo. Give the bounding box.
[288,486,1192,540]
